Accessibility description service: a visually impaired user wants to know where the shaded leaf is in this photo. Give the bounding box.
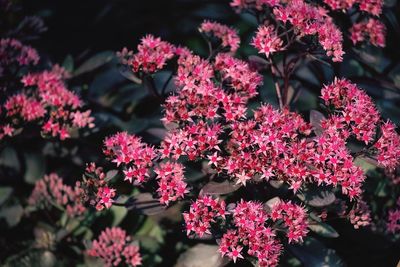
[129,193,165,215]
[0,204,24,227]
[200,180,241,195]
[308,222,339,238]
[288,237,345,267]
[119,68,142,84]
[110,205,127,226]
[0,187,13,206]
[298,189,335,207]
[73,51,114,76]
[62,55,74,73]
[24,152,46,184]
[105,169,119,181]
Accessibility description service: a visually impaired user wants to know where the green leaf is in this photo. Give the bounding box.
[0,187,13,206]
[308,222,339,238]
[0,204,24,227]
[354,157,377,173]
[289,237,345,267]
[175,244,229,267]
[73,51,114,76]
[24,152,46,184]
[110,205,127,226]
[136,217,164,243]
[62,55,74,73]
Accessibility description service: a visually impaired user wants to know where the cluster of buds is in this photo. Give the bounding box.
[77,163,116,211]
[28,173,86,218]
[87,227,142,267]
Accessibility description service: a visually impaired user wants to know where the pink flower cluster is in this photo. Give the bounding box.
[0,38,39,69]
[230,0,280,11]
[28,173,86,217]
[321,78,380,144]
[184,198,307,266]
[270,201,309,243]
[387,198,400,234]
[103,133,189,204]
[310,132,365,199]
[78,163,116,211]
[324,0,383,15]
[374,121,400,169]
[275,0,344,61]
[87,227,142,267]
[154,161,188,205]
[348,200,372,229]
[1,66,94,140]
[220,200,282,266]
[163,52,261,126]
[104,132,157,184]
[199,21,240,53]
[123,35,175,74]
[350,18,386,47]
[252,24,284,58]
[183,195,226,237]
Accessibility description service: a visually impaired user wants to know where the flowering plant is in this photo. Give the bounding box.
[1,0,400,266]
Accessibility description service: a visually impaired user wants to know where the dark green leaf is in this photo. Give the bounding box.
[308,222,339,238]
[0,187,13,206]
[73,51,114,76]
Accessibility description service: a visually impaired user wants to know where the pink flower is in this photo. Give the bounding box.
[387,198,400,234]
[28,173,86,218]
[321,78,380,144]
[252,24,284,58]
[358,0,383,16]
[0,38,39,67]
[183,195,226,237]
[270,201,308,243]
[324,0,357,10]
[219,200,283,266]
[2,66,94,140]
[350,18,386,47]
[104,132,157,184]
[199,21,240,53]
[77,163,117,211]
[274,0,344,62]
[128,35,175,74]
[348,200,372,229]
[71,110,95,128]
[374,121,400,169]
[230,0,280,12]
[154,161,188,205]
[87,227,141,267]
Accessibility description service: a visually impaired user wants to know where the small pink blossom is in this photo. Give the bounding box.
[350,18,386,47]
[199,20,240,53]
[128,35,175,74]
[374,121,400,169]
[154,161,188,205]
[183,195,226,237]
[252,24,284,58]
[87,227,141,267]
